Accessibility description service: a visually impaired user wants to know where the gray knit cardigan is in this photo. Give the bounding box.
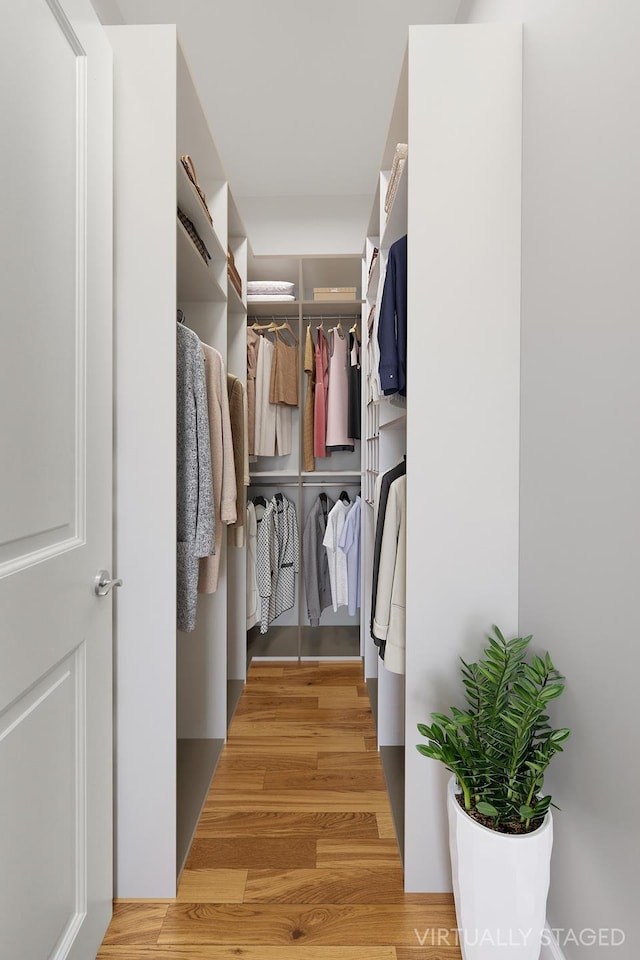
[176,323,214,632]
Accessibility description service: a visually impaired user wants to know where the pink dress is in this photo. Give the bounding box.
[314,327,329,458]
[325,327,354,452]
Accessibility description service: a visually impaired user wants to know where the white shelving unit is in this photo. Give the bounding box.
[362,23,522,892]
[108,24,248,898]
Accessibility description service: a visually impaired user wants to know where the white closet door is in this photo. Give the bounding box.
[0,2,113,958]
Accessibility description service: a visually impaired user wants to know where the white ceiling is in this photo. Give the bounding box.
[105,0,461,202]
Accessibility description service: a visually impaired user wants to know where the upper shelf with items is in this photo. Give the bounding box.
[175,41,247,310]
[301,256,361,303]
[246,254,299,314]
[176,159,226,262]
[246,255,363,314]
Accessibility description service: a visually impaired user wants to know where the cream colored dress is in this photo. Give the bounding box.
[198,343,237,594]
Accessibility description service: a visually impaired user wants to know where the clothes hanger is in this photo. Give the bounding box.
[253,495,267,507]
[177,309,186,324]
[339,490,351,504]
[273,320,299,345]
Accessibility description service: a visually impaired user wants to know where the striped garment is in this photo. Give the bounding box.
[256,495,299,634]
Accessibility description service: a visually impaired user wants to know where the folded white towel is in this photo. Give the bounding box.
[246,280,295,295]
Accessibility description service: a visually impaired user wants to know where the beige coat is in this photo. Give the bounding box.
[246,327,260,456]
[198,343,237,594]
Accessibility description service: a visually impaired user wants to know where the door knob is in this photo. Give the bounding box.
[94,569,123,597]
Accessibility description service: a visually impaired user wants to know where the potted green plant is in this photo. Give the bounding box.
[416,626,570,960]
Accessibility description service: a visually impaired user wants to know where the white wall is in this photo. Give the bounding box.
[237,194,370,257]
[91,0,123,23]
[459,3,640,957]
[404,22,522,892]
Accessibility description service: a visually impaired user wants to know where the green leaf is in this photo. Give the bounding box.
[539,683,565,702]
[531,654,546,677]
[429,723,445,744]
[476,801,499,817]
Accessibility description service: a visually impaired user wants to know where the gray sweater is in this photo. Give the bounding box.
[176,323,214,632]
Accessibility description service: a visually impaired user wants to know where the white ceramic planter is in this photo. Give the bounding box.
[447,775,553,960]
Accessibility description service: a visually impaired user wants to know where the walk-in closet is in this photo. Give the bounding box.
[109,19,522,902]
[6,3,636,957]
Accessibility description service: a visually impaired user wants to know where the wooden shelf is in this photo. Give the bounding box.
[176,219,226,301]
[176,159,226,261]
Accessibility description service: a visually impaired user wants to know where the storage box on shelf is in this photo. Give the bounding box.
[313,286,357,302]
[301,256,361,304]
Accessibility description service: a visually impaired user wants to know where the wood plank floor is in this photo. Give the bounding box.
[98,661,461,959]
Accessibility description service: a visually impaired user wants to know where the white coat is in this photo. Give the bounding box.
[372,474,406,674]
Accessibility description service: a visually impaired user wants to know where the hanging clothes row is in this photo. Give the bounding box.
[303,490,362,626]
[371,458,406,674]
[247,322,299,458]
[246,493,299,634]
[176,318,249,633]
[304,321,361,470]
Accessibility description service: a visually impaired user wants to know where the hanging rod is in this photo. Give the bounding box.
[301,482,361,488]
[249,480,361,488]
[304,314,361,321]
[247,314,361,323]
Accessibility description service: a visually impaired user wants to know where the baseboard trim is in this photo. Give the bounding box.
[540,923,566,960]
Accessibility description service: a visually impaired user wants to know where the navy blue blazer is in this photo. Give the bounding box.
[377,234,407,397]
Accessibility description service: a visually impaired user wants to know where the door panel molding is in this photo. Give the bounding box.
[0,1,88,578]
